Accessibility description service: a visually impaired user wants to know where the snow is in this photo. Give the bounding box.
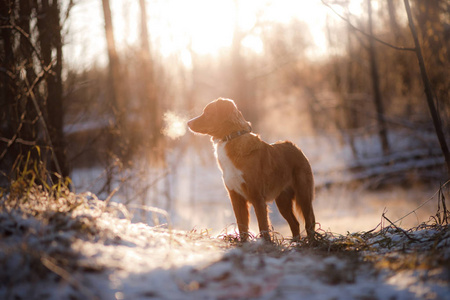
[3,127,447,299]
[1,190,449,300]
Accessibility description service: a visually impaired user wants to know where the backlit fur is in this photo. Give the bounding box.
[188,98,315,241]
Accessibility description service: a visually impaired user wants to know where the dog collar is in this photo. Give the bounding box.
[220,130,250,142]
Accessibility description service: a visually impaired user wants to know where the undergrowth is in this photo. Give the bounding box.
[0,155,128,298]
[1,154,449,298]
[217,182,450,272]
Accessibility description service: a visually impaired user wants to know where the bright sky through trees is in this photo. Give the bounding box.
[65,0,366,69]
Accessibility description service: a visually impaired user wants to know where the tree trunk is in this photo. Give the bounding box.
[138,0,163,164]
[403,0,450,178]
[387,0,413,113]
[36,0,67,178]
[101,0,125,134]
[345,21,358,158]
[228,0,257,125]
[0,0,17,185]
[368,0,390,155]
[49,0,68,178]
[101,0,123,192]
[387,0,400,36]
[19,0,37,141]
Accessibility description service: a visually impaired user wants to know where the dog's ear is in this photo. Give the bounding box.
[216,98,236,116]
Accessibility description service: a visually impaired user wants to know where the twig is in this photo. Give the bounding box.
[0,25,46,66]
[0,110,26,161]
[103,186,120,207]
[41,256,96,299]
[321,0,416,52]
[0,137,36,146]
[0,62,54,162]
[393,180,450,224]
[127,204,172,230]
[382,212,418,241]
[24,73,63,177]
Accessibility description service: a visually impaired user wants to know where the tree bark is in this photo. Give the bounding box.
[403,0,450,178]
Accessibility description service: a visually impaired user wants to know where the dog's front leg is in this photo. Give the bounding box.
[252,198,271,242]
[229,190,250,242]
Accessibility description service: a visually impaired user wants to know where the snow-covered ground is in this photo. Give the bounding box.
[1,187,449,300]
[23,129,444,299]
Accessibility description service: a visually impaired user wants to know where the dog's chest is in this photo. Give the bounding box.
[214,142,245,196]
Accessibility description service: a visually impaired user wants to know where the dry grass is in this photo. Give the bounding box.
[215,183,450,274]
[1,158,448,298]
[0,158,129,298]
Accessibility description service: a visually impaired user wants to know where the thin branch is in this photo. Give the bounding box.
[393,180,450,224]
[321,0,416,52]
[0,137,36,146]
[0,110,26,160]
[0,67,15,80]
[24,74,63,177]
[382,212,418,241]
[248,56,299,80]
[0,25,45,64]
[61,0,75,26]
[4,63,55,159]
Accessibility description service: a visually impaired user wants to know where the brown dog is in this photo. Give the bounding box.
[188,98,315,242]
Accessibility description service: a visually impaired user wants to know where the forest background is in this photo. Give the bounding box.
[1,0,449,234]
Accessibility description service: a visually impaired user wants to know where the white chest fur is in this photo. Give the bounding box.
[214,141,245,197]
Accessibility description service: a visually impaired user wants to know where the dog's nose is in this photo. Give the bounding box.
[187,115,200,128]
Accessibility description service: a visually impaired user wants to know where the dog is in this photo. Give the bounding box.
[187,98,315,242]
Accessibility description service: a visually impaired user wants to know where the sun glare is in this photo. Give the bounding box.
[152,0,332,58]
[66,0,367,68]
[153,0,235,56]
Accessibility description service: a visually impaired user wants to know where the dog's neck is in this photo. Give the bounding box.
[213,130,250,144]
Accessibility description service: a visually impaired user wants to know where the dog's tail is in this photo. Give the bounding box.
[293,163,315,240]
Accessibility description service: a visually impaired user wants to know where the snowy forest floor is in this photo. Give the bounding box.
[1,182,450,300]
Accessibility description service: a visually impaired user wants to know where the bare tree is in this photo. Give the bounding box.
[367,0,390,155]
[101,0,126,132]
[227,0,257,124]
[1,0,69,185]
[138,0,163,161]
[403,0,450,178]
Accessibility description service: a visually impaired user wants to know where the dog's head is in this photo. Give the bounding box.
[187,98,251,140]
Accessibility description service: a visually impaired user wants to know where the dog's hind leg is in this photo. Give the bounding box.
[275,188,300,239]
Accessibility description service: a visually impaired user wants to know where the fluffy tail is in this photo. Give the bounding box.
[293,167,316,240]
